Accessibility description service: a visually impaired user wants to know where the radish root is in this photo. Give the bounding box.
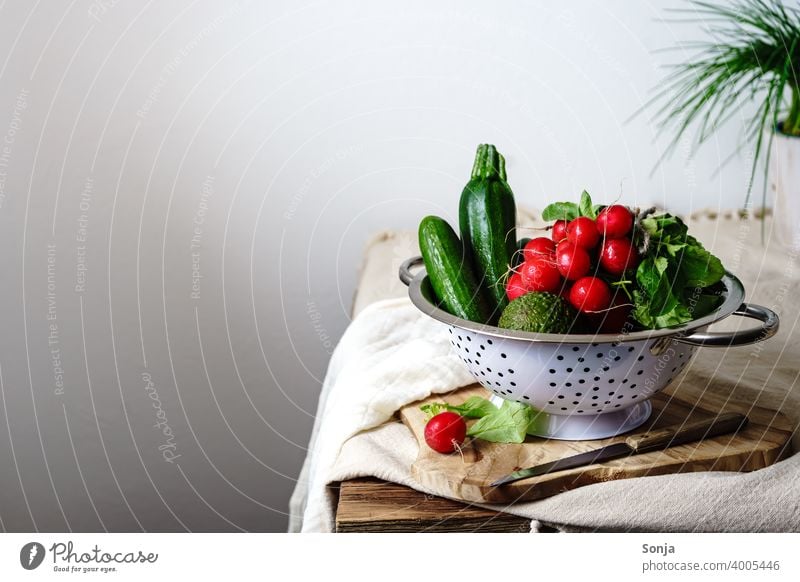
[453,440,466,463]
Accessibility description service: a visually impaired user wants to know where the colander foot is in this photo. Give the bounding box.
[489,396,653,441]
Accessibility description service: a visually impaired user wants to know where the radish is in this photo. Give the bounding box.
[555,241,591,281]
[600,237,639,275]
[566,217,600,249]
[569,276,612,314]
[596,205,633,239]
[523,237,556,261]
[506,272,528,301]
[520,258,562,293]
[551,219,568,242]
[424,411,467,454]
[599,293,632,333]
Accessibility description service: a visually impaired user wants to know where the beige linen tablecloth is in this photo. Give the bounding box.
[291,211,800,532]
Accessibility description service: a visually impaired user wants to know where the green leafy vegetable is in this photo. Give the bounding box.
[631,212,725,328]
[420,396,497,419]
[578,190,598,219]
[466,400,533,443]
[541,201,579,222]
[542,190,599,221]
[679,246,725,288]
[419,402,448,417]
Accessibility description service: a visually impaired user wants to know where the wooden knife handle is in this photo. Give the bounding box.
[624,412,748,453]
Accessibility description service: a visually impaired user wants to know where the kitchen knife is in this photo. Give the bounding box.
[490,411,747,487]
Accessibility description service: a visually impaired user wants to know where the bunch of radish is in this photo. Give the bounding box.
[506,205,639,333]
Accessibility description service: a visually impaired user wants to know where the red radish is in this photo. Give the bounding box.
[556,280,572,301]
[599,237,639,275]
[588,292,632,333]
[555,241,591,281]
[596,205,633,239]
[523,237,556,261]
[551,219,568,242]
[566,217,600,249]
[520,258,562,293]
[601,293,632,333]
[569,276,612,313]
[424,411,467,454]
[506,272,528,301]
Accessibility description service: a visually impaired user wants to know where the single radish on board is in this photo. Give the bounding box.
[424,411,467,454]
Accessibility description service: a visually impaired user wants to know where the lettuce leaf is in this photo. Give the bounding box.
[420,396,497,419]
[466,400,533,443]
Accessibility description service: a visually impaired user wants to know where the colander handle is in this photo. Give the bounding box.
[675,302,779,347]
[399,256,424,286]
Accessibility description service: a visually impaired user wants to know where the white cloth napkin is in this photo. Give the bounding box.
[288,298,474,533]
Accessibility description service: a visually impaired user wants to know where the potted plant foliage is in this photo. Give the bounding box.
[644,0,800,247]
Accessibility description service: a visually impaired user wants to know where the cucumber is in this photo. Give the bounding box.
[418,215,491,323]
[459,144,517,314]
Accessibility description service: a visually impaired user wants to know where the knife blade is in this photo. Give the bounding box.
[490,411,747,487]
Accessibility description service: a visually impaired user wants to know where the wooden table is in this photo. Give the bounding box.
[335,478,534,533]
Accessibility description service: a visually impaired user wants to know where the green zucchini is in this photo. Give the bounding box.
[418,215,491,323]
[459,144,517,314]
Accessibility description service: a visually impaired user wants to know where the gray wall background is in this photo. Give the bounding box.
[0,0,756,532]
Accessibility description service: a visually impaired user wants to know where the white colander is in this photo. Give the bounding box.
[400,256,778,440]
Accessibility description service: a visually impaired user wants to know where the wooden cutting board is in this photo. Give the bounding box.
[400,385,793,504]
